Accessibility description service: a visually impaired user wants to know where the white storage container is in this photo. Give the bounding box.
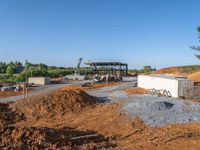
[28,77,50,85]
[138,75,194,98]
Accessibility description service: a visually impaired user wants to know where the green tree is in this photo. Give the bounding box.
[14,61,23,73]
[191,26,200,59]
[25,60,33,68]
[143,66,152,72]
[38,63,48,71]
[6,65,15,75]
[7,61,14,67]
[142,66,156,73]
[15,72,26,81]
[0,62,7,73]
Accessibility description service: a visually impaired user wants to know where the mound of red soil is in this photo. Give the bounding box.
[0,89,111,149]
[0,103,24,128]
[11,88,97,118]
[187,71,200,83]
[152,67,179,74]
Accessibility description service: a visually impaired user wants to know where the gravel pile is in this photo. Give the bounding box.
[120,94,200,127]
[87,82,200,127]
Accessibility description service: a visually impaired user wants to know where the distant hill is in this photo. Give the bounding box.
[152,65,200,83]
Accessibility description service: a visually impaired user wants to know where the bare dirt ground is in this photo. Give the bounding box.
[1,84,200,149]
[0,82,121,100]
[152,66,200,83]
[187,72,200,83]
[0,83,69,101]
[124,87,145,95]
[0,91,23,98]
[152,67,180,74]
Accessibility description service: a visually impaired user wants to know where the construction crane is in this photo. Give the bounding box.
[76,58,83,75]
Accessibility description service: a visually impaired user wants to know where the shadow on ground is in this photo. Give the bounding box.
[0,126,117,149]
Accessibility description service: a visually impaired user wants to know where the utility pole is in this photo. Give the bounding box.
[25,60,28,83]
[24,60,29,98]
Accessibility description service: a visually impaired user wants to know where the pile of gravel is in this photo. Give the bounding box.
[87,83,200,127]
[120,94,200,127]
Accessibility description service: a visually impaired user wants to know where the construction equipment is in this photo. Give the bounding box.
[65,58,85,81]
[93,74,121,83]
[80,80,94,87]
[76,58,83,75]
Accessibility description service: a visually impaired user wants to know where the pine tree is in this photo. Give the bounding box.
[191,26,200,59]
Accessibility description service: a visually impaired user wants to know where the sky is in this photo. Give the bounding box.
[0,0,200,69]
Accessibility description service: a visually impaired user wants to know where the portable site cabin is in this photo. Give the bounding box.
[138,75,194,98]
[28,77,51,85]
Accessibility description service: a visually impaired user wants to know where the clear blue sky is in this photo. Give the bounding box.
[0,0,200,69]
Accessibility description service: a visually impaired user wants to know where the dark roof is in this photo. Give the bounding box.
[84,61,128,66]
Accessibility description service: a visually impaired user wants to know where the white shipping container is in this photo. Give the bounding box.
[28,77,50,85]
[138,75,194,98]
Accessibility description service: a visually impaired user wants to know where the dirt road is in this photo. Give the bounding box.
[0,83,73,102]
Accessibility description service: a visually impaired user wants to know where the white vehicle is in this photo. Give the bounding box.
[1,86,16,91]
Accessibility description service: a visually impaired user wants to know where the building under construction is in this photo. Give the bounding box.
[85,61,128,76]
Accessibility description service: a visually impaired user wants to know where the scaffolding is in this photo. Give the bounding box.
[85,61,128,76]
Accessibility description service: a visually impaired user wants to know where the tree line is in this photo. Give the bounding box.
[0,61,92,82]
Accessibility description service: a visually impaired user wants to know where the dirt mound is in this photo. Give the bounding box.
[152,67,179,74]
[187,71,200,83]
[152,65,200,77]
[11,88,97,118]
[0,103,24,128]
[1,84,200,149]
[1,95,200,149]
[0,89,113,149]
[40,102,200,150]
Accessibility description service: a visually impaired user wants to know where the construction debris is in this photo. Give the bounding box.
[70,134,99,140]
